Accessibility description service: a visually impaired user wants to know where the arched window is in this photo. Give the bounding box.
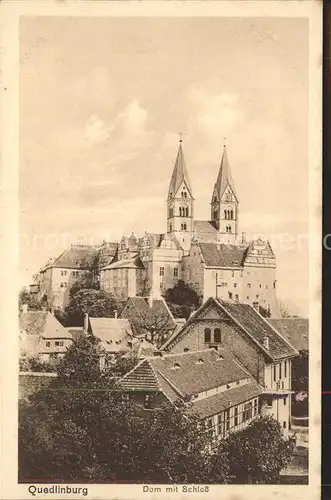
[224,210,227,219]
[185,207,189,217]
[184,192,187,198]
[204,328,211,343]
[230,210,234,219]
[229,226,232,233]
[169,223,172,232]
[169,207,173,218]
[179,207,182,216]
[181,222,187,231]
[214,328,222,343]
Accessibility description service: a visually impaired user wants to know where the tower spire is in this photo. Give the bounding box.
[214,144,237,202]
[167,138,193,200]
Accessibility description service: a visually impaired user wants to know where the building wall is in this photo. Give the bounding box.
[166,303,266,386]
[243,264,279,316]
[182,246,205,297]
[205,395,260,441]
[150,248,182,298]
[39,267,87,309]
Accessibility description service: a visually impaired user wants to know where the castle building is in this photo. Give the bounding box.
[30,139,279,316]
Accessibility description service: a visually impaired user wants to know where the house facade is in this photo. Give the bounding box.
[19,308,73,361]
[118,349,262,441]
[161,297,298,433]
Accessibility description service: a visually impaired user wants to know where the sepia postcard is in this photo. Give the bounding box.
[0,1,322,499]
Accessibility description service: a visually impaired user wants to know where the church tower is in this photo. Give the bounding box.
[167,139,194,253]
[211,145,238,243]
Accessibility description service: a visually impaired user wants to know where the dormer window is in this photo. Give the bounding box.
[171,363,181,370]
[196,358,204,365]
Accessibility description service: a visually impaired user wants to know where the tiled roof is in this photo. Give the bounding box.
[267,318,309,352]
[89,318,134,353]
[20,311,73,340]
[193,380,262,419]
[119,348,250,399]
[102,255,145,271]
[50,245,99,270]
[97,242,118,269]
[150,348,249,396]
[65,327,85,342]
[120,359,160,390]
[161,298,299,361]
[212,146,238,202]
[199,242,248,268]
[193,221,219,243]
[168,143,193,198]
[120,297,177,335]
[218,300,299,360]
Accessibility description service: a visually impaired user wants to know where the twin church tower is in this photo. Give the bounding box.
[166,139,239,252]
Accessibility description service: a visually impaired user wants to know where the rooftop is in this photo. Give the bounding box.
[267,318,309,352]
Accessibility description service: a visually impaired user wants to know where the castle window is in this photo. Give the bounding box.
[228,226,232,233]
[247,283,251,288]
[231,271,235,278]
[185,207,189,216]
[228,292,233,299]
[204,328,211,343]
[181,223,187,231]
[234,283,237,287]
[46,341,51,348]
[230,210,234,219]
[214,328,222,343]
[169,223,172,232]
[224,210,227,219]
[159,267,164,276]
[174,268,178,278]
[235,294,239,301]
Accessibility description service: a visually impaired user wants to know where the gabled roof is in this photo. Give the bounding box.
[50,244,99,270]
[193,380,262,419]
[119,297,177,334]
[97,242,118,269]
[119,348,250,397]
[20,311,73,340]
[101,254,145,271]
[89,317,135,353]
[161,297,299,361]
[167,142,193,198]
[218,300,299,360]
[198,242,248,268]
[193,221,219,243]
[267,318,309,352]
[212,146,238,202]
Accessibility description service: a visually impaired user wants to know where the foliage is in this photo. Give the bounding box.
[69,269,100,297]
[164,280,202,319]
[291,350,308,393]
[19,287,46,312]
[18,336,226,483]
[216,416,295,484]
[19,355,58,373]
[57,289,119,327]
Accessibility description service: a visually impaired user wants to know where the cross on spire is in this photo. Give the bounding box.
[178,132,187,143]
[223,137,227,148]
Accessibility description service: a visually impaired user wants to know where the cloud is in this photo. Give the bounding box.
[121,99,148,136]
[188,88,242,137]
[84,115,114,143]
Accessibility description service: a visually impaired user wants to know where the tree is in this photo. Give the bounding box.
[19,287,46,312]
[58,289,119,327]
[69,269,100,297]
[19,355,58,373]
[215,416,295,484]
[164,280,202,319]
[18,336,229,484]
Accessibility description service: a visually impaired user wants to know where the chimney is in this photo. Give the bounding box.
[22,304,28,313]
[84,313,89,333]
[114,310,118,319]
[263,335,269,350]
[252,301,260,313]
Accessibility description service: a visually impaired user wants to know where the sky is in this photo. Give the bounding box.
[20,16,309,315]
